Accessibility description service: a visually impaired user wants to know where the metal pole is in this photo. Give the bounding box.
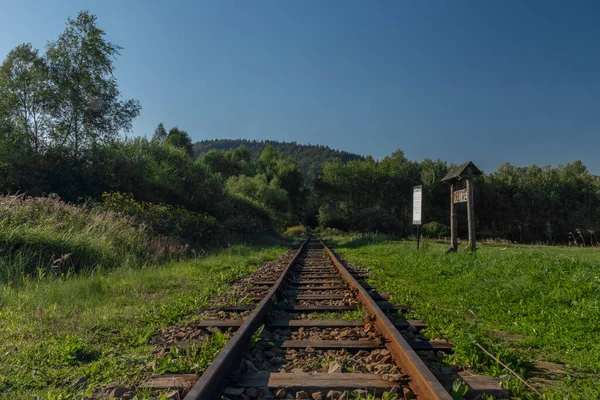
[416,224,420,250]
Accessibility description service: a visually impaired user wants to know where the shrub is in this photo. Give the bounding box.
[318,210,351,231]
[421,221,450,238]
[220,195,276,237]
[283,225,307,239]
[101,192,221,244]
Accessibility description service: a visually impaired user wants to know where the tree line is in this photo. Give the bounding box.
[314,154,600,244]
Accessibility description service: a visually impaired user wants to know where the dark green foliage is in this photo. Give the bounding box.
[475,162,600,243]
[220,195,276,236]
[198,146,253,178]
[152,122,168,142]
[165,127,194,157]
[351,208,400,233]
[421,221,450,238]
[315,151,420,235]
[315,152,600,243]
[101,192,221,244]
[0,43,50,154]
[194,139,364,183]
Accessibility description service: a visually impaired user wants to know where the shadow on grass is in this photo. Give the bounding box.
[323,234,403,250]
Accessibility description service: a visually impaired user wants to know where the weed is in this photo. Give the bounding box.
[156,331,228,374]
[249,325,266,349]
[451,379,468,400]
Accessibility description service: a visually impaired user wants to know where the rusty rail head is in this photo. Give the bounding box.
[320,240,453,400]
[184,237,310,400]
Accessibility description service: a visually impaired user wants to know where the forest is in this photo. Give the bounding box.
[1,9,599,258]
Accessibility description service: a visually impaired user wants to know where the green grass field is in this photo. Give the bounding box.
[0,245,285,399]
[325,234,600,399]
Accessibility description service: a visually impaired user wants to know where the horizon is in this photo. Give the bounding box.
[2,1,600,174]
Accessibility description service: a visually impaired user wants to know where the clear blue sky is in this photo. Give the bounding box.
[1,1,599,173]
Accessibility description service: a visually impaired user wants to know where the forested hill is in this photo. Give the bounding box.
[194,139,364,181]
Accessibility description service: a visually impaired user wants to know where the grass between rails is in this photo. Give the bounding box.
[0,244,286,399]
[324,234,600,400]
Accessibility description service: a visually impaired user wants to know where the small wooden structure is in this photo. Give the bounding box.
[442,161,482,252]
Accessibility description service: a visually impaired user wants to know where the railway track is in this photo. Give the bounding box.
[143,237,454,400]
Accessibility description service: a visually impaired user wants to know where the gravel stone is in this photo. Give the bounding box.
[224,387,246,396]
[328,362,342,373]
[441,365,454,375]
[326,391,341,400]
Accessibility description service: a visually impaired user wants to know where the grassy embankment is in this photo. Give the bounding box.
[0,195,286,399]
[324,233,600,400]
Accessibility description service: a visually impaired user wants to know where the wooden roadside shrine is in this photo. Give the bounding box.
[442,161,482,252]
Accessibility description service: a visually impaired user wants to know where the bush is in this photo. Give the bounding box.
[421,221,450,238]
[220,195,276,237]
[283,225,308,239]
[318,210,351,231]
[101,192,221,244]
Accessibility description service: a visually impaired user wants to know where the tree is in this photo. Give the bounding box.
[153,122,168,142]
[0,43,50,153]
[165,127,194,157]
[45,10,141,159]
[226,173,291,229]
[257,144,308,224]
[198,146,253,178]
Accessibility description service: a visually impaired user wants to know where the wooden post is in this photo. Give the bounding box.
[442,161,481,254]
[449,182,457,252]
[466,178,476,251]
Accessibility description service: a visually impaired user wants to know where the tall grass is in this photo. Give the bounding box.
[0,194,185,284]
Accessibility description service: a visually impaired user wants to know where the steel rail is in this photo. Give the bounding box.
[321,240,452,400]
[184,237,310,400]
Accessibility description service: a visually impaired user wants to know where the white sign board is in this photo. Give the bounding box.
[412,185,422,225]
[453,188,468,203]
